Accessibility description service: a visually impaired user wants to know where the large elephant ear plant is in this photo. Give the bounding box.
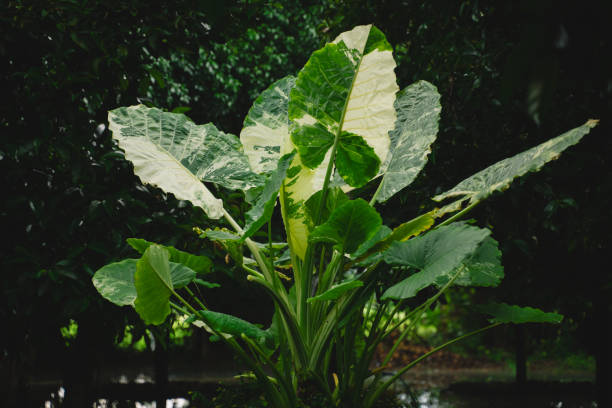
[92,25,598,408]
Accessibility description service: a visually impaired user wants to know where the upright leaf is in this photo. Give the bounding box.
[309,199,382,254]
[433,120,599,213]
[289,25,398,187]
[108,105,263,219]
[134,245,173,325]
[376,81,441,202]
[382,223,490,300]
[478,303,563,324]
[282,25,399,258]
[127,238,212,274]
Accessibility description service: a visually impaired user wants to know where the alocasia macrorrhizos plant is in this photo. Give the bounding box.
[92,25,598,407]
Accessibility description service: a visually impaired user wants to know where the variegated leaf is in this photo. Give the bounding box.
[433,120,599,213]
[376,81,441,202]
[109,105,263,219]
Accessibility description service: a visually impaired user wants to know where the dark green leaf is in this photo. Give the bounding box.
[134,245,173,325]
[478,303,563,324]
[309,199,382,254]
[382,223,490,300]
[308,280,364,303]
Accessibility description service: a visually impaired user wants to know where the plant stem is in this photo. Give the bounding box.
[436,200,479,228]
[379,265,464,369]
[366,322,501,408]
[369,178,384,206]
[222,208,272,281]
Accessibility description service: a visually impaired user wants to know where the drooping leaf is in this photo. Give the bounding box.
[436,237,504,288]
[242,151,296,240]
[478,303,563,324]
[134,245,173,325]
[307,280,364,303]
[433,120,599,213]
[289,25,398,187]
[92,259,138,306]
[92,258,197,307]
[127,238,212,274]
[197,310,273,346]
[309,199,382,254]
[376,81,441,202]
[241,76,295,174]
[108,105,264,219]
[382,223,490,300]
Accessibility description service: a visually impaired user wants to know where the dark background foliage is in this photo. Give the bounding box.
[1,0,610,405]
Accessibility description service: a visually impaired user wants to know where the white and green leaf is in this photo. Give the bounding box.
[433,120,599,213]
[289,25,398,187]
[375,80,441,202]
[281,25,399,258]
[109,105,263,219]
[241,76,295,174]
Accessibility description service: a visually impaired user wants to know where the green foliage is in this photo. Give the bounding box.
[479,303,564,324]
[90,24,594,408]
[309,199,382,254]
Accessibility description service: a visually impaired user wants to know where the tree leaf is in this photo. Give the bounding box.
[92,259,138,306]
[289,25,398,187]
[376,81,441,202]
[309,199,382,254]
[197,310,273,346]
[92,258,197,307]
[478,303,563,324]
[127,238,212,274]
[108,105,264,219]
[307,280,364,303]
[134,245,173,325]
[382,223,490,300]
[242,151,296,240]
[433,120,599,213]
[241,76,295,174]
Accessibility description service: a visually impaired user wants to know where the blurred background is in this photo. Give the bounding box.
[1,0,610,407]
